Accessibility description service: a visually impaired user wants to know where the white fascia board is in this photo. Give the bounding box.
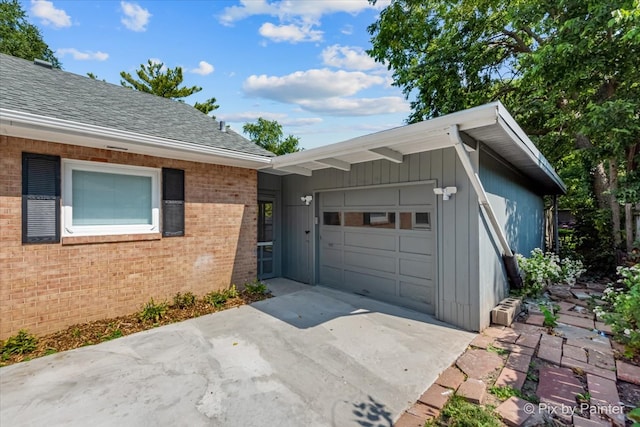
[0,109,272,169]
[272,103,500,169]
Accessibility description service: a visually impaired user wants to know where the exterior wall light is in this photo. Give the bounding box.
[300,195,313,205]
[433,186,457,201]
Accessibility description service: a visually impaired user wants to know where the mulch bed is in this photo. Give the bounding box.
[1,292,270,367]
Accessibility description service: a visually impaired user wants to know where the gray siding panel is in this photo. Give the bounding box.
[281,149,481,331]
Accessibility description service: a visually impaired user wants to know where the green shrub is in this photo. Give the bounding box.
[1,330,38,360]
[516,248,585,297]
[173,291,196,309]
[224,285,238,299]
[596,265,640,355]
[430,395,501,427]
[540,304,558,328]
[138,298,168,322]
[204,291,227,308]
[244,279,268,295]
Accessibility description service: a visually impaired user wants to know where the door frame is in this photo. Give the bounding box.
[257,194,279,280]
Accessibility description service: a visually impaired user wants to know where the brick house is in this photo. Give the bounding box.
[0,54,273,338]
[2,54,565,338]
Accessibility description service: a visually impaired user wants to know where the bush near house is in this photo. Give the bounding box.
[595,264,640,356]
[0,281,271,367]
[516,248,585,297]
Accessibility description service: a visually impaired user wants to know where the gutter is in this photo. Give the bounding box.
[449,125,514,258]
[0,109,273,165]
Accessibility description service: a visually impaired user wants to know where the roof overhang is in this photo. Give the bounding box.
[267,102,566,195]
[0,109,273,169]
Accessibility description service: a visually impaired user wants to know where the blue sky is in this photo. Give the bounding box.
[23,0,410,149]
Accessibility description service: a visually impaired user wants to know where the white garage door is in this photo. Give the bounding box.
[319,184,436,314]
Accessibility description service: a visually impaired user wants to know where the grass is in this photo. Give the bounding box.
[426,396,502,427]
[486,344,509,356]
[489,385,523,401]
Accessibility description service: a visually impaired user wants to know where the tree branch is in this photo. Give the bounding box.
[501,29,531,53]
[521,26,545,45]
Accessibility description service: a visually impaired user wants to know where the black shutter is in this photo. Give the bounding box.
[162,168,185,237]
[22,153,61,244]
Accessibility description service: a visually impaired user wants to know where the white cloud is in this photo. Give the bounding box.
[298,96,411,116]
[30,0,71,28]
[259,22,322,43]
[243,69,384,103]
[191,61,214,75]
[220,111,322,127]
[120,1,151,32]
[56,48,109,61]
[219,0,391,26]
[321,45,380,71]
[341,24,353,35]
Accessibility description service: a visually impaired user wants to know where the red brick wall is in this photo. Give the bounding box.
[0,136,257,339]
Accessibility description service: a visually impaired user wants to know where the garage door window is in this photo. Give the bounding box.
[323,211,341,226]
[344,212,396,228]
[400,212,431,230]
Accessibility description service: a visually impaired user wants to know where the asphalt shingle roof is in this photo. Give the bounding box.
[0,54,273,157]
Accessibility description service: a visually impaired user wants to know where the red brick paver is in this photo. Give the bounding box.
[587,348,616,371]
[405,402,439,420]
[515,333,540,349]
[394,411,425,427]
[525,314,545,326]
[557,313,595,329]
[494,368,527,390]
[492,342,535,355]
[560,357,617,381]
[616,360,640,385]
[537,334,563,365]
[456,349,503,379]
[563,344,588,362]
[594,321,613,335]
[587,374,625,427]
[572,415,613,427]
[495,396,532,427]
[435,367,465,391]
[470,334,494,349]
[457,379,486,404]
[418,384,453,410]
[536,367,584,408]
[506,352,532,373]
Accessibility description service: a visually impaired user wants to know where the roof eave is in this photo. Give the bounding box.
[0,109,272,169]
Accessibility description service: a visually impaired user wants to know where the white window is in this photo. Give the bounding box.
[62,160,160,237]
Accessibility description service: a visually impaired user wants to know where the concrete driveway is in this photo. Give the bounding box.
[0,279,474,427]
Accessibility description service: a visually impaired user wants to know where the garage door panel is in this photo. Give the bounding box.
[322,229,343,246]
[344,270,396,297]
[344,188,396,206]
[344,250,396,274]
[399,258,432,280]
[320,265,342,286]
[344,232,396,251]
[321,248,342,267]
[399,234,433,255]
[400,281,435,311]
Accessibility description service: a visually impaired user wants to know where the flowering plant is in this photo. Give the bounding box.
[516,248,585,297]
[597,265,640,355]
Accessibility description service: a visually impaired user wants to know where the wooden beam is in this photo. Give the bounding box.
[314,157,351,171]
[369,147,404,163]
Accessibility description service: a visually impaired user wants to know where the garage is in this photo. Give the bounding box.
[319,184,436,313]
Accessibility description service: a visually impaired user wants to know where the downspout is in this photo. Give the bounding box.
[450,125,513,257]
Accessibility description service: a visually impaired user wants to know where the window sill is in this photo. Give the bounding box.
[61,233,163,245]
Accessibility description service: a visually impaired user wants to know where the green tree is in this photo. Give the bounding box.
[368,0,640,268]
[120,59,219,118]
[0,0,61,68]
[243,118,301,155]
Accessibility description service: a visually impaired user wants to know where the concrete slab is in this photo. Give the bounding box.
[0,286,474,427]
[264,277,313,296]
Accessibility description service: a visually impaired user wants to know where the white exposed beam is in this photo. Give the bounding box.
[314,157,351,171]
[274,165,313,176]
[369,147,404,163]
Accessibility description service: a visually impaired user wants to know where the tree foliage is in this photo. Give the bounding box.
[368,0,640,269]
[120,59,219,119]
[243,118,301,155]
[0,0,61,68]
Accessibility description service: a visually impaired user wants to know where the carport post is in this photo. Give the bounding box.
[449,125,514,258]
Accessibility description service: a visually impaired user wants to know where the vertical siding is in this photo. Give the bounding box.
[281,148,481,331]
[477,145,545,330]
